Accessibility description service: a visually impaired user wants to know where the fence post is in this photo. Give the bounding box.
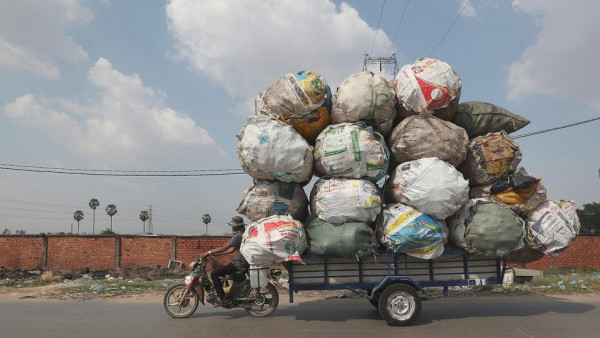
[115,235,122,268]
[172,237,177,262]
[42,235,48,268]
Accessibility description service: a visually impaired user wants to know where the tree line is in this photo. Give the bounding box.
[72,198,151,235]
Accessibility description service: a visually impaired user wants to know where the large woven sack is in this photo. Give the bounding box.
[388,115,468,167]
[459,199,525,256]
[469,167,546,216]
[240,215,307,266]
[258,70,327,118]
[237,116,313,183]
[237,179,309,222]
[453,101,530,138]
[331,72,396,137]
[459,131,522,185]
[310,178,382,224]
[257,84,332,144]
[386,157,469,219]
[526,201,578,256]
[392,58,462,120]
[507,245,545,265]
[305,216,378,258]
[376,203,445,259]
[314,122,389,182]
[556,200,581,235]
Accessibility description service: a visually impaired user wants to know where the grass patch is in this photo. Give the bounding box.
[531,271,600,294]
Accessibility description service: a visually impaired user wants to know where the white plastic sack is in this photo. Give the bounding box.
[386,157,469,219]
[314,122,389,182]
[331,71,397,136]
[556,200,581,235]
[376,203,445,259]
[240,215,307,266]
[236,179,309,222]
[526,201,578,256]
[393,58,461,115]
[237,116,313,183]
[310,178,382,224]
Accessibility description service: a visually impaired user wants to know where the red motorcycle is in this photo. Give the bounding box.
[163,258,280,318]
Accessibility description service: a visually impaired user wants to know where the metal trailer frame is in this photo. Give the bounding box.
[284,251,506,304]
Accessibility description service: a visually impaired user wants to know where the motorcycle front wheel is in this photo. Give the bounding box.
[244,283,279,317]
[163,284,199,318]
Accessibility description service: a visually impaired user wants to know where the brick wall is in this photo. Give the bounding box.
[522,237,600,271]
[47,236,116,271]
[0,236,44,270]
[121,236,173,268]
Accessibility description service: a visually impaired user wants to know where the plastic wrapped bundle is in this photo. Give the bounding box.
[240,215,307,266]
[386,157,469,220]
[237,179,309,222]
[310,178,382,224]
[453,101,530,138]
[376,203,445,259]
[237,116,313,183]
[450,199,525,257]
[257,84,332,144]
[331,72,396,137]
[258,70,327,118]
[459,131,522,186]
[507,245,545,265]
[388,115,468,167]
[469,167,547,216]
[526,201,578,256]
[305,216,378,258]
[314,122,389,182]
[556,200,581,235]
[392,58,462,121]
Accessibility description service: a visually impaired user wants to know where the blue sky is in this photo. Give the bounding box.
[0,0,598,235]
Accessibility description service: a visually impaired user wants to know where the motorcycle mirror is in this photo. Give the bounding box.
[270,269,282,277]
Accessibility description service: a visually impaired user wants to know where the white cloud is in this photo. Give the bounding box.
[508,0,600,112]
[166,0,392,109]
[0,0,92,79]
[461,0,477,18]
[4,58,219,165]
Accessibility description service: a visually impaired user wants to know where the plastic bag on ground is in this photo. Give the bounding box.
[237,116,313,183]
[314,122,389,182]
[392,58,462,120]
[388,115,468,167]
[376,203,445,259]
[385,157,469,220]
[305,216,378,258]
[310,178,382,224]
[526,201,578,256]
[237,179,309,222]
[453,101,530,138]
[455,199,525,257]
[459,131,522,186]
[240,215,307,266]
[469,167,547,216]
[331,71,397,137]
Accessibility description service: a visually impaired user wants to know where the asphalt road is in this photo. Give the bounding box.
[0,295,598,337]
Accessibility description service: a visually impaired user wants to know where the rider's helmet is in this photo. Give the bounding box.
[227,215,246,234]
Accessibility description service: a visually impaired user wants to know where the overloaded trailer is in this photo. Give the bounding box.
[284,251,506,326]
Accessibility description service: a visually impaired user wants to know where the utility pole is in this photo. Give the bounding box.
[148,205,153,235]
[363,53,398,77]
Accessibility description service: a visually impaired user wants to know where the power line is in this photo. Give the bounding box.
[370,0,386,55]
[430,0,471,57]
[0,166,245,177]
[512,117,600,139]
[386,0,410,55]
[0,163,242,173]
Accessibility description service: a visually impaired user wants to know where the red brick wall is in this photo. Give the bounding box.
[0,236,44,269]
[47,236,116,271]
[121,236,173,268]
[176,237,233,271]
[523,237,600,271]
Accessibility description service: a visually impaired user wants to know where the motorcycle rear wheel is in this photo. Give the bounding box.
[164,284,199,318]
[244,283,279,317]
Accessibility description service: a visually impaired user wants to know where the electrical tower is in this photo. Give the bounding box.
[363,53,398,76]
[148,205,153,235]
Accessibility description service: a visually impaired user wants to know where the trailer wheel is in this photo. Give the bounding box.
[378,283,421,326]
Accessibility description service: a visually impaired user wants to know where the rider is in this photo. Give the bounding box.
[201,215,249,307]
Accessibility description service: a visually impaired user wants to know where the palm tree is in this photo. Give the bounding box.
[105,204,117,232]
[89,198,100,234]
[139,210,149,234]
[73,210,84,234]
[202,214,211,236]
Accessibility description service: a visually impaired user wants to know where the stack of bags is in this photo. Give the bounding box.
[237,58,581,265]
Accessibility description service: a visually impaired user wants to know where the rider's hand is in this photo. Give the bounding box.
[201,251,209,260]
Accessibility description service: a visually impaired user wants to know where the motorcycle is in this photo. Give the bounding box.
[163,258,280,318]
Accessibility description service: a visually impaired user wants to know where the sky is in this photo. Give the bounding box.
[0,0,598,236]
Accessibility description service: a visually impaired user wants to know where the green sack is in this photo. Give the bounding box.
[305,216,377,258]
[453,101,529,138]
[464,199,525,257]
